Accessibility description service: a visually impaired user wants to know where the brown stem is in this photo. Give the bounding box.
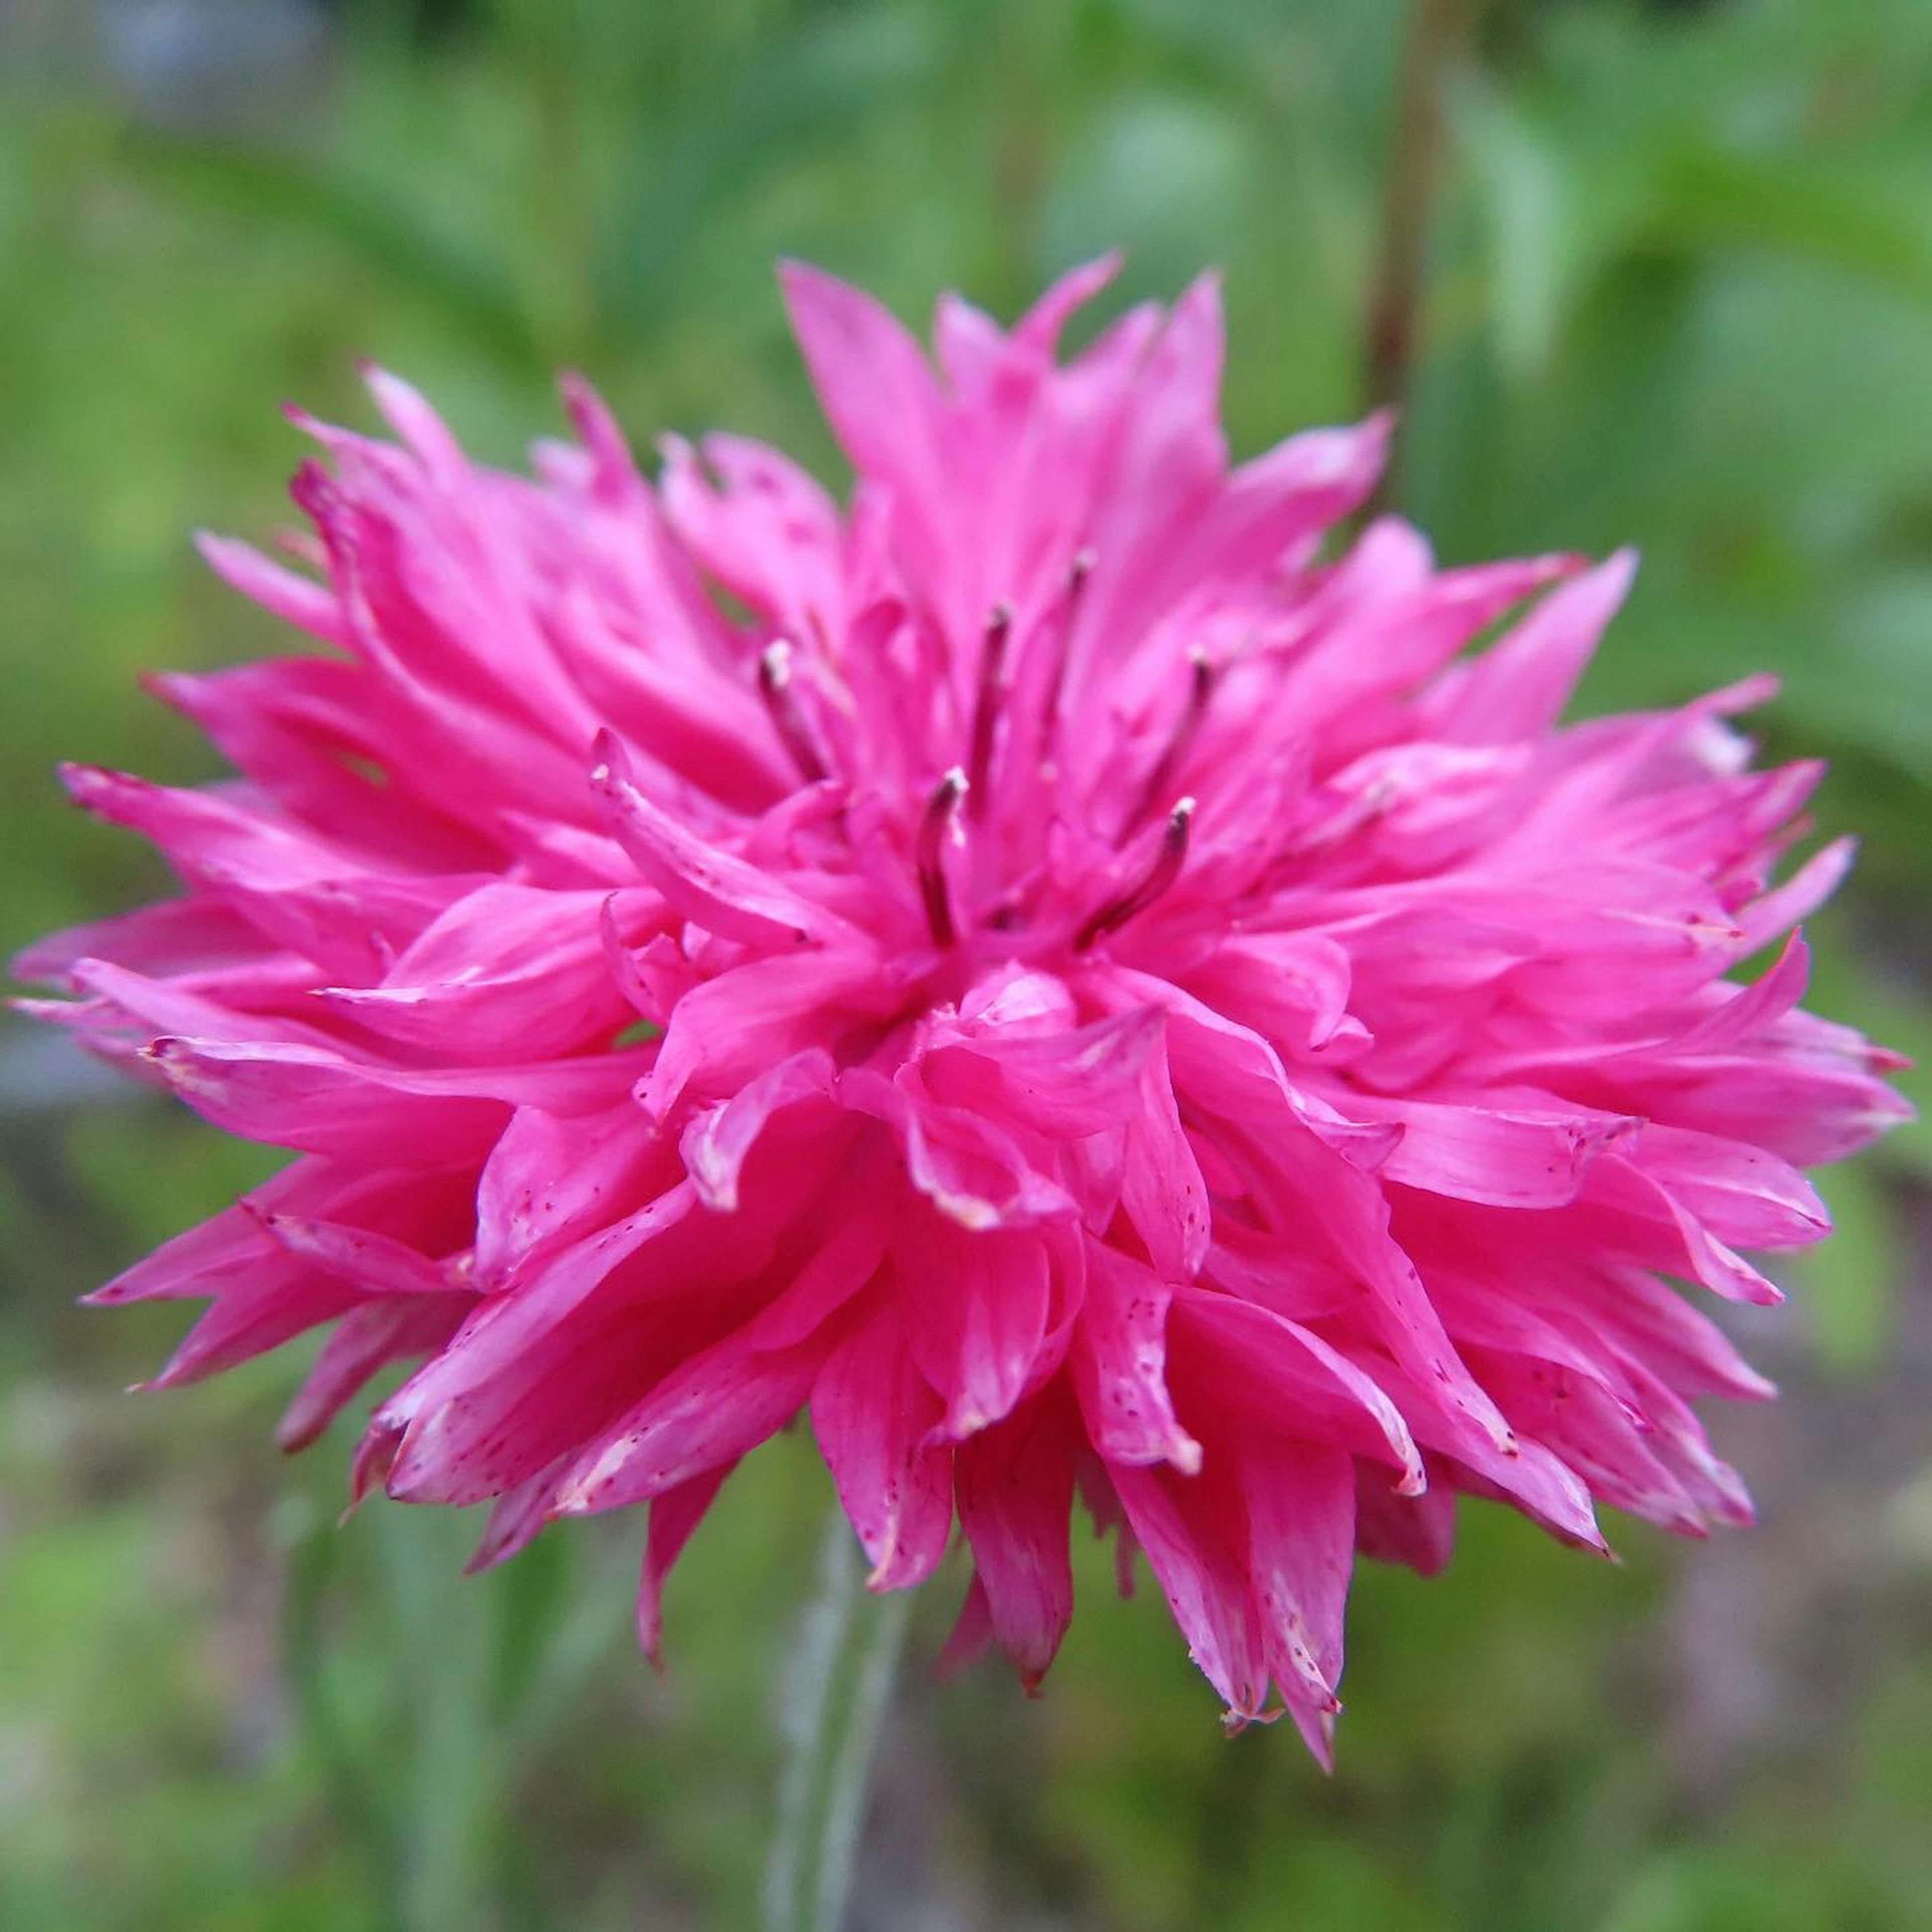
[1362,0,1485,512]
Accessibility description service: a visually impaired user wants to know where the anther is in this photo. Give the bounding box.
[757,640,828,783]
[917,767,969,947]
[1075,796,1196,951]
[1122,645,1215,837]
[965,602,1013,818]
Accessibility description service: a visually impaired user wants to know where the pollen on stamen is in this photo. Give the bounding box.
[757,638,829,783]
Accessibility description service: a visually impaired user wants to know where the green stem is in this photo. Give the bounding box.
[763,1512,913,1932]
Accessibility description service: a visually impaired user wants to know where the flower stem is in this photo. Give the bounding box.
[763,1511,912,1932]
[1362,0,1489,509]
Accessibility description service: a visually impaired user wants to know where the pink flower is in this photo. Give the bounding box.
[18,259,1908,1756]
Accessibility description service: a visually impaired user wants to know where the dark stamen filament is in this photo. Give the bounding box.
[1075,796,1197,951]
[917,767,969,947]
[757,640,828,783]
[1040,547,1096,737]
[965,601,1013,818]
[1122,645,1215,838]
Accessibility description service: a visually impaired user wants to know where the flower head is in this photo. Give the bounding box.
[20,259,1908,1755]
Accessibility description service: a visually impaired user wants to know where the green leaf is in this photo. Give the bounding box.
[120,128,543,373]
[1649,145,1932,311]
[1455,80,1574,383]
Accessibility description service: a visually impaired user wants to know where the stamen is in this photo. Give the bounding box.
[1075,796,1196,951]
[1122,645,1215,837]
[965,601,1013,818]
[757,640,828,783]
[1040,548,1096,734]
[917,766,969,947]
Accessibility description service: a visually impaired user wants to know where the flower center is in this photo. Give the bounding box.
[740,551,1214,974]
[907,570,1210,961]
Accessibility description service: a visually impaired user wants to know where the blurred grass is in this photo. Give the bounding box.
[1,1,1929,1927]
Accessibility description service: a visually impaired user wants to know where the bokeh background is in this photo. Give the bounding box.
[3,1,1929,1927]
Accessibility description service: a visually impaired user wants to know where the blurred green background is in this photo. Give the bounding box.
[3,1,1929,1927]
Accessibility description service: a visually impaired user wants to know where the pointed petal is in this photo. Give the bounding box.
[812,1299,953,1591]
[551,1210,889,1515]
[680,1048,837,1211]
[953,1398,1077,1687]
[896,1222,1056,1441]
[1070,1241,1200,1474]
[591,731,848,948]
[1119,1035,1211,1280]
[1111,1462,1267,1723]
[277,1297,468,1452]
[1242,1444,1355,1723]
[1434,550,1637,743]
[636,1465,735,1665]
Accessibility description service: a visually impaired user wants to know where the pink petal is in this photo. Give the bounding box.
[813,1298,953,1590]
[895,1220,1056,1441]
[679,1048,837,1211]
[954,1397,1077,1687]
[591,732,849,949]
[635,1465,735,1665]
[1069,1240,1200,1474]
[277,1297,469,1452]
[1242,1444,1355,1724]
[550,1208,889,1515]
[1431,550,1637,743]
[1111,1461,1267,1723]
